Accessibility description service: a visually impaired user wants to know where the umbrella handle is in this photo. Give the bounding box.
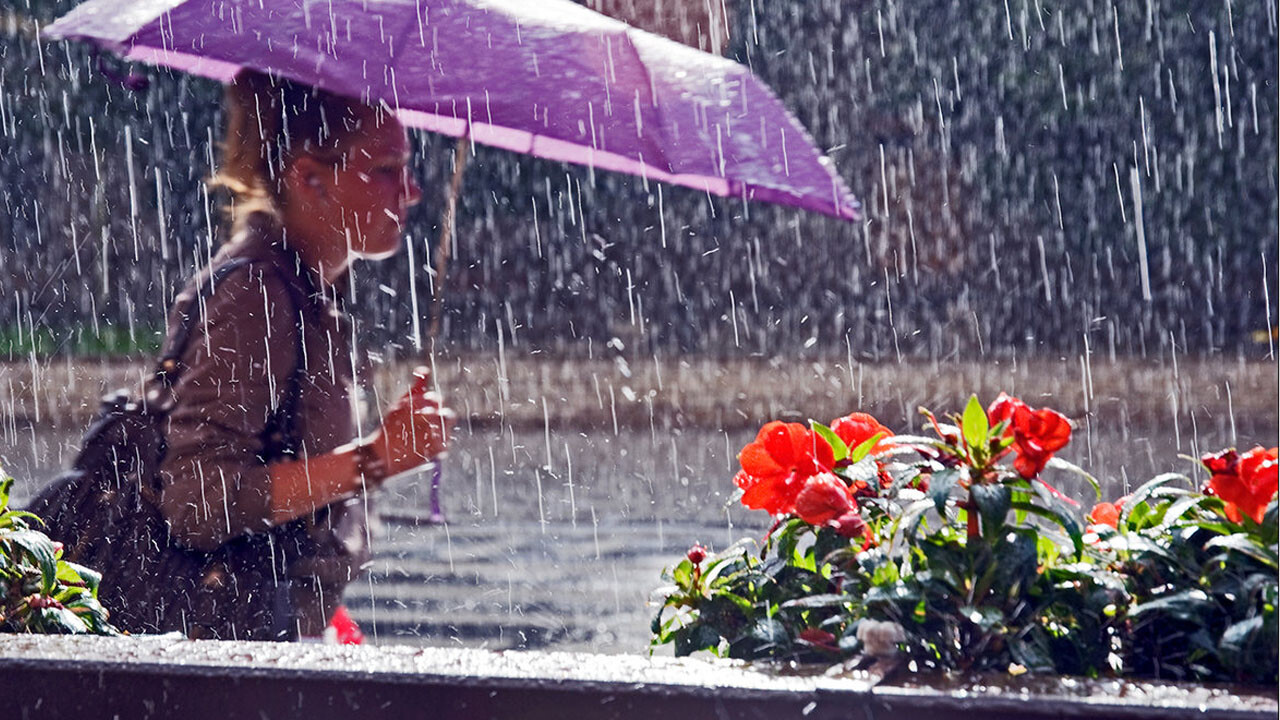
[427,461,446,525]
[416,136,468,527]
[422,136,468,527]
[428,135,472,341]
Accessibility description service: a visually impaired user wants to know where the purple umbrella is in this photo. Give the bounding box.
[45,0,859,221]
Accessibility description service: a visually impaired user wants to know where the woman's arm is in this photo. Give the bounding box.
[267,368,452,524]
[266,443,361,525]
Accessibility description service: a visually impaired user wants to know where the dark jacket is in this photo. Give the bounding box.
[156,215,372,636]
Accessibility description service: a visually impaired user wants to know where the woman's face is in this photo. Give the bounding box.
[326,115,421,259]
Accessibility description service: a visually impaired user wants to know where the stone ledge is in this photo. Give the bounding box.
[1,635,1274,720]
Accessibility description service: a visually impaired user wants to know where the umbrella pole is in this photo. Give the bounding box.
[426,135,471,524]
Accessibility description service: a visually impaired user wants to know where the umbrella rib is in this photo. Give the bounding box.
[614,26,678,180]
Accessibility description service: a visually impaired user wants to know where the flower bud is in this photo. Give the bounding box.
[686,544,707,565]
[833,511,866,539]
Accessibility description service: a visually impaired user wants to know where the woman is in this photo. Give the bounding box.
[153,69,451,640]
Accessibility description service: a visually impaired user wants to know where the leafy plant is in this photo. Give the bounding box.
[0,471,119,635]
[1089,450,1279,684]
[652,396,1279,685]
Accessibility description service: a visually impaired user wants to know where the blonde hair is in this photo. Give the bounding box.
[210,70,377,231]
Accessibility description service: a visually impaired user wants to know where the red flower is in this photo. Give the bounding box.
[1011,408,1072,478]
[794,473,855,525]
[736,421,836,515]
[1089,501,1121,528]
[1089,494,1130,528]
[986,392,1022,435]
[830,412,894,453]
[1203,446,1279,524]
[988,393,1073,479]
[1010,405,1072,479]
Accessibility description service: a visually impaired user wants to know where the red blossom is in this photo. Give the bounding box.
[1089,501,1121,528]
[1089,494,1130,528]
[987,393,1074,480]
[735,421,836,515]
[830,412,894,453]
[1203,446,1279,524]
[986,392,1022,435]
[794,473,856,526]
[1010,406,1072,478]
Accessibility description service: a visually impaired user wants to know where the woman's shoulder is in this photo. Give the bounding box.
[178,220,315,311]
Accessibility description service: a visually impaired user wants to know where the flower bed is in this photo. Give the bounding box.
[652,395,1279,685]
[0,474,117,635]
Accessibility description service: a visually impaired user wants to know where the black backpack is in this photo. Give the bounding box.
[27,257,311,641]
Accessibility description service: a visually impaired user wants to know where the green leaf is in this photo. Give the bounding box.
[929,469,960,514]
[1008,631,1057,672]
[1044,456,1102,499]
[40,607,90,634]
[894,498,939,540]
[958,604,1004,631]
[841,457,879,485]
[8,530,59,595]
[971,483,1012,537]
[60,562,102,594]
[961,395,989,453]
[1129,589,1212,622]
[1010,501,1083,557]
[749,618,789,650]
[1159,495,1211,528]
[650,608,665,635]
[1029,483,1085,557]
[671,558,694,589]
[1205,534,1279,569]
[1219,616,1265,662]
[0,509,42,530]
[993,528,1039,591]
[781,593,848,609]
[849,433,884,463]
[674,622,722,656]
[811,422,849,463]
[1123,473,1194,522]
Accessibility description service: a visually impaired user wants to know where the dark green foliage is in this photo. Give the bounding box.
[1105,481,1278,684]
[0,472,119,635]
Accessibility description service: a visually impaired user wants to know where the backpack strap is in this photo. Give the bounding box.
[144,257,306,428]
[152,257,256,384]
[259,265,310,460]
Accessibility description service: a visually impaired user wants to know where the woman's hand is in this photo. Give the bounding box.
[365,366,453,479]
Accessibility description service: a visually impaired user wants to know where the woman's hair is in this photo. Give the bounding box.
[210,70,377,231]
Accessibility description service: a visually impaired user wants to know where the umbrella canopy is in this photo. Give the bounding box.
[45,0,859,221]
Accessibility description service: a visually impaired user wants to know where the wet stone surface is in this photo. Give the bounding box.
[0,634,1275,720]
